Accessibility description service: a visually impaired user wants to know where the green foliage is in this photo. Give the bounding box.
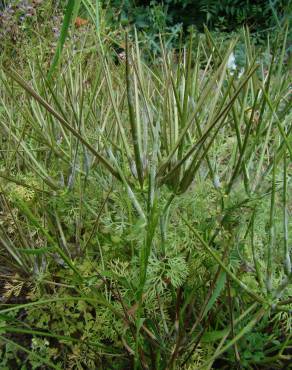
[106,0,292,34]
[198,0,290,30]
[0,4,291,369]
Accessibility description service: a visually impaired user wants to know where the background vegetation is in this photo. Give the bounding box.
[108,0,290,31]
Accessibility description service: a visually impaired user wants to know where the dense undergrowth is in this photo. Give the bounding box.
[0,1,292,369]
